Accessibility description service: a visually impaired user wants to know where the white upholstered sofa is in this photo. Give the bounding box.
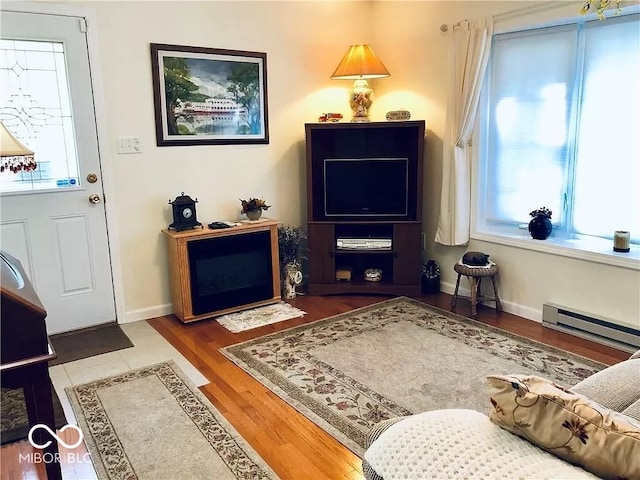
[363,350,640,480]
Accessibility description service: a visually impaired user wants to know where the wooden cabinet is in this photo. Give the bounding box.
[162,220,281,323]
[307,222,422,295]
[305,121,425,296]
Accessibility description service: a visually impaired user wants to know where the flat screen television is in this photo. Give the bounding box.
[324,158,409,218]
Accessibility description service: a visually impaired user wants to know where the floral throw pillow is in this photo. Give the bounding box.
[487,374,640,480]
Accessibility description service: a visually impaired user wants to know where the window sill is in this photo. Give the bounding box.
[471,227,640,271]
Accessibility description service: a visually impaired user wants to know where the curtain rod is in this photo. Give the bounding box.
[439,20,466,32]
[439,1,560,32]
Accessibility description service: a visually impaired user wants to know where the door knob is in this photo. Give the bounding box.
[89,194,101,204]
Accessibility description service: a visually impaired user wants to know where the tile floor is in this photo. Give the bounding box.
[48,320,209,425]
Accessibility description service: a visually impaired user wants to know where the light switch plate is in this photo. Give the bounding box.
[117,136,142,154]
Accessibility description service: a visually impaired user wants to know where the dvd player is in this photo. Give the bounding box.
[336,238,392,250]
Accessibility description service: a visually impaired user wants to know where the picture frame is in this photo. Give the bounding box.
[150,43,269,146]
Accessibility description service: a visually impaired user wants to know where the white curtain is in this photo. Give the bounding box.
[435,18,493,246]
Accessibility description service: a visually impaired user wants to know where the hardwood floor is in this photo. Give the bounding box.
[1,292,630,479]
[149,293,630,480]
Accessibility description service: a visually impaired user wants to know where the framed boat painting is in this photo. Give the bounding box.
[150,43,269,146]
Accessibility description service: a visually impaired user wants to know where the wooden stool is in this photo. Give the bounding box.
[451,262,503,318]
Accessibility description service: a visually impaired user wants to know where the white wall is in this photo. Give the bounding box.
[372,1,640,328]
[75,1,373,319]
[18,1,638,328]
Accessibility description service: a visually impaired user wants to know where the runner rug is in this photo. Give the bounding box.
[66,361,278,480]
[220,297,605,456]
[216,302,306,333]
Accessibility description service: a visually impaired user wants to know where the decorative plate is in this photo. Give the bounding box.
[385,110,411,121]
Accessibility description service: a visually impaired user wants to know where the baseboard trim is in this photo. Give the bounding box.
[440,281,542,323]
[123,303,173,324]
[124,291,543,326]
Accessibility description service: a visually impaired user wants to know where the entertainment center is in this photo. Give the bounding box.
[162,220,281,323]
[305,120,425,295]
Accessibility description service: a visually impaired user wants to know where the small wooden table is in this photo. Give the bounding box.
[450,262,503,318]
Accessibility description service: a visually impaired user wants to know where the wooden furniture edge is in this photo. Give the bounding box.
[162,219,282,323]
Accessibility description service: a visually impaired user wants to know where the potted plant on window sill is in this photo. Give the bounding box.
[528,206,553,240]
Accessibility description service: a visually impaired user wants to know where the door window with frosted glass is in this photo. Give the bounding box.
[0,39,80,193]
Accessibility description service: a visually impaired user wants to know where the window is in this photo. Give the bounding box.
[0,39,80,193]
[477,14,639,250]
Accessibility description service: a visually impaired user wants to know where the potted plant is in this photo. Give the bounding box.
[528,206,553,240]
[278,225,307,299]
[240,197,270,220]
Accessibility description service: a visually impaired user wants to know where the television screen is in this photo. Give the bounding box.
[324,158,409,217]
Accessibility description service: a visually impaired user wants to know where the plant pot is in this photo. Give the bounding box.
[528,214,552,240]
[421,276,440,295]
[283,262,302,299]
[421,260,440,294]
[246,209,262,221]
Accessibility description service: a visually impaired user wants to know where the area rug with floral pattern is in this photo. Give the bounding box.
[220,297,605,456]
[66,361,278,479]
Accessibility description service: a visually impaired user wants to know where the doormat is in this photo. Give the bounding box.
[1,384,67,445]
[217,302,306,333]
[49,322,134,366]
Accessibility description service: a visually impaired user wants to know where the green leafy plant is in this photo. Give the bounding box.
[278,225,307,268]
[240,198,270,214]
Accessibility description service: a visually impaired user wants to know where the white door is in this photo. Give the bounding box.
[0,11,116,334]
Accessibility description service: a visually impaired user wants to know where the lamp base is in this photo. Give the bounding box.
[349,79,373,122]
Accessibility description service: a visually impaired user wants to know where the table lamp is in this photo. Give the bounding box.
[331,44,390,122]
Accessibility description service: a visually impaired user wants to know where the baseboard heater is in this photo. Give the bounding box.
[542,303,640,353]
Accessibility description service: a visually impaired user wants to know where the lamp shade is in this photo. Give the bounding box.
[331,44,390,80]
[0,121,36,173]
[0,121,34,157]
